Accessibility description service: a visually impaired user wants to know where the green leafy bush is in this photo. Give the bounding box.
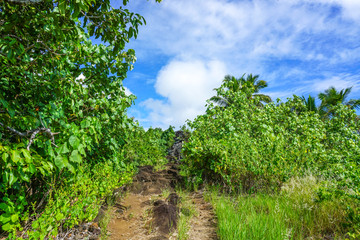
[0,0,166,238]
[122,126,175,167]
[183,88,360,233]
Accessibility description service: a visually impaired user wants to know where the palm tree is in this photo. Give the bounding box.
[210,74,272,107]
[318,86,360,117]
[301,95,318,113]
[210,75,243,107]
[243,74,272,104]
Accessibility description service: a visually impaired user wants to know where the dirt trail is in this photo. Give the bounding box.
[105,164,218,240]
[106,131,217,240]
[107,164,181,240]
[187,192,218,240]
[107,194,152,239]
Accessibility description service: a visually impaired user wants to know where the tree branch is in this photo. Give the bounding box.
[0,122,59,150]
[4,0,43,4]
[0,121,27,137]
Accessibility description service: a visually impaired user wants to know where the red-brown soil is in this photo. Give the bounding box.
[106,164,218,240]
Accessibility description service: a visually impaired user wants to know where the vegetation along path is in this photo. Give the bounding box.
[101,131,217,240]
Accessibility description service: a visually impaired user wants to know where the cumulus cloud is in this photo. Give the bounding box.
[125,0,360,128]
[123,86,133,96]
[139,59,227,128]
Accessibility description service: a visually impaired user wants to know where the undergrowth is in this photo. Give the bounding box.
[205,175,358,240]
[16,161,133,239]
[0,126,174,239]
[183,89,360,236]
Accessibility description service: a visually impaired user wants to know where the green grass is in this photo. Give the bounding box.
[98,206,113,240]
[175,188,197,240]
[209,193,291,240]
[206,175,350,240]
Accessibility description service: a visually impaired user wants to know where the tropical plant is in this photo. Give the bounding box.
[301,95,318,113]
[210,75,242,107]
[243,73,272,104]
[210,74,271,107]
[0,0,163,238]
[183,86,360,237]
[318,86,360,117]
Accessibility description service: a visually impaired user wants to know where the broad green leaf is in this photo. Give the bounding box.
[28,164,36,174]
[2,152,9,163]
[55,212,64,221]
[8,172,17,186]
[7,49,13,60]
[78,144,86,156]
[10,214,18,223]
[57,143,70,154]
[69,135,80,149]
[32,221,39,229]
[2,222,12,231]
[21,149,31,163]
[47,161,54,171]
[38,167,46,176]
[8,108,15,118]
[11,150,20,163]
[66,163,75,173]
[54,155,68,169]
[48,145,55,158]
[19,172,30,182]
[69,150,82,163]
[59,0,66,15]
[0,203,9,212]
[80,119,91,128]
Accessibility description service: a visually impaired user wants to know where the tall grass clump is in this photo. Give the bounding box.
[207,175,352,240]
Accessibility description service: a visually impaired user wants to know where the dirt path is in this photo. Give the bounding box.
[187,192,218,240]
[107,194,153,239]
[107,164,180,240]
[105,164,218,240]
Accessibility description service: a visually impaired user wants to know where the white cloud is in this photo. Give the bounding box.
[124,86,133,96]
[312,74,360,93]
[311,0,360,21]
[125,0,360,128]
[139,59,227,128]
[132,0,360,62]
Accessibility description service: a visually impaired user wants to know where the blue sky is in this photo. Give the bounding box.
[114,0,360,129]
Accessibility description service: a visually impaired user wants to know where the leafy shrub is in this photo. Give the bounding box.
[183,89,360,233]
[122,126,175,167]
[0,0,166,238]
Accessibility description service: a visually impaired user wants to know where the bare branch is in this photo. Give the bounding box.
[4,0,43,3]
[0,122,59,150]
[0,121,27,137]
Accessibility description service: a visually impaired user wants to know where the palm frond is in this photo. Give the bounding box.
[301,95,317,112]
[340,87,352,102]
[347,99,360,109]
[210,96,229,107]
[253,93,272,103]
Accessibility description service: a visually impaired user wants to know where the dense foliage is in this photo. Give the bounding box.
[123,126,175,167]
[183,79,360,235]
[0,0,168,238]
